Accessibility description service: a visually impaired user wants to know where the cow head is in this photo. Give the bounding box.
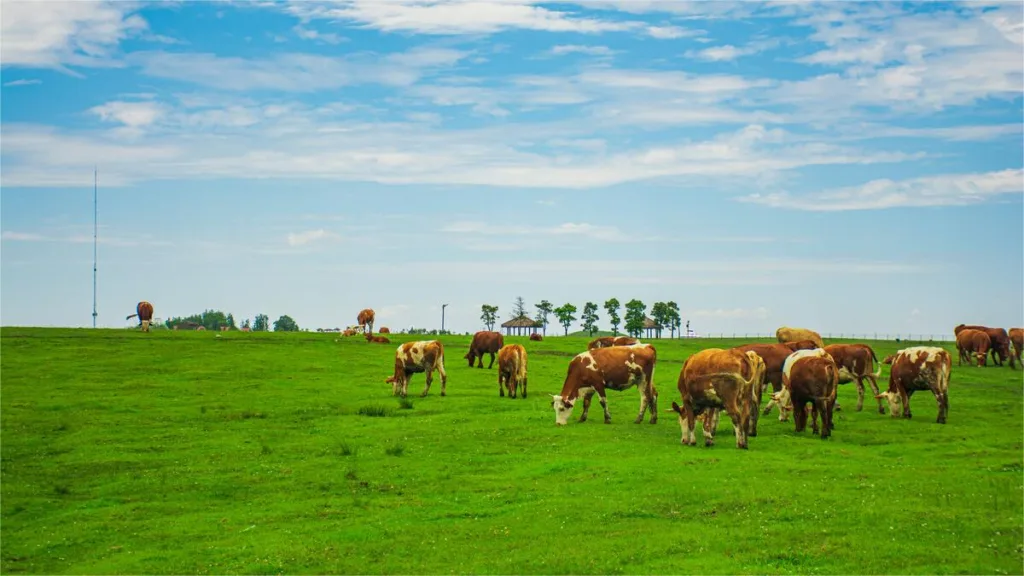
[771,388,793,421]
[551,395,575,425]
[881,354,896,365]
[874,391,902,417]
[464,350,477,366]
[141,320,151,332]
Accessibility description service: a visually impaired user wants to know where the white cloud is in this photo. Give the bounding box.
[440,220,631,241]
[293,24,345,44]
[3,79,42,87]
[549,44,614,56]
[0,0,147,71]
[89,100,165,127]
[645,25,695,39]
[740,169,1024,211]
[286,229,341,246]
[1,231,48,242]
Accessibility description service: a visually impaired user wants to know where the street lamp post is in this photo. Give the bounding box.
[441,304,449,334]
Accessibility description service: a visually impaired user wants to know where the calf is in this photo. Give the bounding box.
[366,334,391,344]
[1010,328,1023,367]
[551,344,657,426]
[776,326,824,348]
[466,330,504,368]
[670,348,766,449]
[385,340,448,397]
[954,324,1015,368]
[587,336,639,350]
[955,328,991,367]
[530,333,543,342]
[732,340,819,419]
[497,344,528,399]
[823,343,883,413]
[773,348,839,439]
[378,327,391,334]
[877,347,951,424]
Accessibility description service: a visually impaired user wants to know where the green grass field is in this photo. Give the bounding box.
[2,328,1022,575]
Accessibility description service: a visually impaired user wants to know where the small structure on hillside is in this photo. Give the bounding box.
[501,315,542,336]
[642,316,663,339]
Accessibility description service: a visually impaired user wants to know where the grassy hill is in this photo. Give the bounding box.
[2,328,1021,574]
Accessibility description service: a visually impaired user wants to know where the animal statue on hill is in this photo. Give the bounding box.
[126,301,154,332]
[775,326,824,348]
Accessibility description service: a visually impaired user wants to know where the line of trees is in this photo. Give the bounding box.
[163,310,299,332]
[479,298,683,338]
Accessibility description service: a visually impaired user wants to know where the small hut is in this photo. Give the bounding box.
[642,316,663,339]
[501,315,542,336]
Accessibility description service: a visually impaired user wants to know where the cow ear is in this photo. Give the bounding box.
[670,401,682,414]
[874,393,886,399]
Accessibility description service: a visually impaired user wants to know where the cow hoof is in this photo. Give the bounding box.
[604,419,612,424]
[649,418,657,425]
[440,392,446,397]
[737,444,748,450]
[878,407,886,415]
[578,417,587,423]
[704,440,714,447]
[633,418,643,424]
[762,407,772,416]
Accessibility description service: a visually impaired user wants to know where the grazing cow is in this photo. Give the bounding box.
[823,343,883,413]
[732,340,819,419]
[775,326,824,348]
[530,333,543,342]
[126,301,154,332]
[196,326,206,331]
[385,340,447,397]
[1010,328,1023,367]
[366,334,391,344]
[241,326,251,333]
[357,308,375,335]
[954,324,1015,368]
[466,330,504,368]
[342,329,357,337]
[877,347,951,424]
[220,326,230,332]
[587,336,639,350]
[551,343,658,426]
[670,348,766,449]
[378,327,391,334]
[773,348,838,439]
[497,344,528,399]
[955,328,991,367]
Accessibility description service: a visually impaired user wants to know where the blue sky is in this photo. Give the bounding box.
[1,0,1022,337]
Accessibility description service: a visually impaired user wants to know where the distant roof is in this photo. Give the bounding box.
[501,315,541,328]
[643,316,662,329]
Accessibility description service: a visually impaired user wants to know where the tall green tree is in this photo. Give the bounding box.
[481,304,499,331]
[554,303,578,336]
[512,296,529,319]
[604,298,621,335]
[253,314,270,332]
[650,302,669,339]
[624,299,647,338]
[273,314,299,332]
[534,300,553,336]
[665,301,681,338]
[242,318,252,331]
[226,313,237,330]
[581,302,599,336]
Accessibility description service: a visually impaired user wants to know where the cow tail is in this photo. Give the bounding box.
[870,347,882,378]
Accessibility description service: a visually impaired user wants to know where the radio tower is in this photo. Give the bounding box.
[92,167,98,328]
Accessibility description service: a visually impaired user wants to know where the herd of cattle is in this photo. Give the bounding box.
[126,302,1020,448]
[383,324,1022,450]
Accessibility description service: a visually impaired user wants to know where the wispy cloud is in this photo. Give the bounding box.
[3,79,42,87]
[286,229,341,246]
[549,44,615,57]
[740,169,1024,211]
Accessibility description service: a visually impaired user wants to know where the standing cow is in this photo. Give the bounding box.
[877,347,951,424]
[823,343,884,413]
[385,340,448,398]
[955,328,991,367]
[497,344,528,399]
[1009,328,1023,368]
[776,326,825,348]
[954,324,1015,368]
[732,340,819,419]
[465,330,504,368]
[126,301,154,332]
[551,344,658,426]
[670,348,766,449]
[357,308,375,335]
[775,348,839,439]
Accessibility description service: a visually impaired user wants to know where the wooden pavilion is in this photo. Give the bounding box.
[501,315,542,336]
[642,316,663,339]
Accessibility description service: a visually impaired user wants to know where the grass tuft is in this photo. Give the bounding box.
[358,404,392,418]
[384,443,405,457]
[397,398,414,410]
[338,442,356,457]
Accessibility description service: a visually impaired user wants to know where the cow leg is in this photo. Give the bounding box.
[682,406,697,446]
[727,406,748,450]
[762,375,782,416]
[488,352,496,369]
[866,374,884,414]
[521,377,528,399]
[814,399,830,439]
[854,376,866,412]
[476,352,483,368]
[934,388,948,424]
[702,409,720,447]
[421,370,434,397]
[901,389,912,418]
[634,383,655,425]
[793,400,807,433]
[499,372,506,397]
[578,389,595,423]
[510,376,518,399]
[594,384,612,424]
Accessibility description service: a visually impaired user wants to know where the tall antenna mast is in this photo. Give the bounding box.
[92,166,98,328]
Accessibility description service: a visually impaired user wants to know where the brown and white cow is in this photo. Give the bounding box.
[466,330,504,368]
[378,326,391,334]
[670,348,766,449]
[776,326,824,348]
[1009,328,1023,367]
[732,340,819,419]
[366,333,391,344]
[385,340,447,397]
[126,301,154,332]
[551,343,657,426]
[773,348,838,439]
[357,308,375,335]
[955,328,991,367]
[497,344,528,399]
[587,335,639,350]
[342,329,357,337]
[529,333,543,342]
[954,324,1015,368]
[877,346,951,424]
[823,343,883,413]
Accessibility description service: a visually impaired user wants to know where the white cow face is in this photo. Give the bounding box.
[875,391,902,417]
[551,395,575,426]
